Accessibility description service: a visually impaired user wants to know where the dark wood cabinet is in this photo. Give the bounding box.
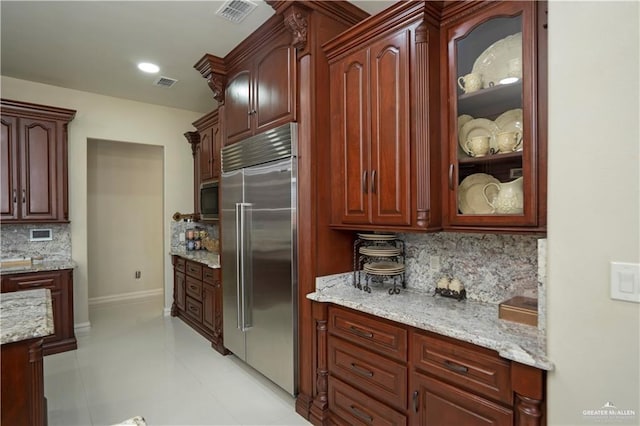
[0,99,75,224]
[224,27,295,145]
[1,337,47,426]
[441,1,547,233]
[1,269,77,356]
[325,2,442,232]
[186,110,221,216]
[311,304,545,426]
[171,256,225,355]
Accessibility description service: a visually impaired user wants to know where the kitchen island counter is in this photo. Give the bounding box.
[309,272,553,371]
[1,288,54,345]
[170,249,220,269]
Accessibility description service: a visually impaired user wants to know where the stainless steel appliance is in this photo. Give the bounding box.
[221,123,297,395]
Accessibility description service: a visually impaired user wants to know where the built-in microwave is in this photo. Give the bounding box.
[200,181,219,220]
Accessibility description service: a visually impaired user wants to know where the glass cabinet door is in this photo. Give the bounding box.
[446,2,540,229]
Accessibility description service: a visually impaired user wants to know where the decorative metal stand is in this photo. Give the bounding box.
[352,235,406,295]
[433,287,467,301]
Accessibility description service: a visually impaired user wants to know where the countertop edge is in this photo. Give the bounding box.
[0,259,77,275]
[169,250,220,269]
[307,290,554,371]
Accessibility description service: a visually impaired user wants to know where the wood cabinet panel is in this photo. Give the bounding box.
[329,306,407,362]
[172,256,225,354]
[225,69,252,143]
[410,372,513,426]
[1,269,76,356]
[329,377,407,426]
[199,126,214,182]
[1,99,75,223]
[329,336,407,411]
[412,331,512,405]
[1,116,18,220]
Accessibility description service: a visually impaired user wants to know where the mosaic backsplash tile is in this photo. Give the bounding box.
[399,232,541,304]
[1,224,72,260]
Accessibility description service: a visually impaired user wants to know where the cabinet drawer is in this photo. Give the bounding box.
[411,331,512,405]
[173,256,186,272]
[185,261,202,279]
[185,297,202,323]
[329,337,407,411]
[329,377,406,426]
[329,306,407,362]
[203,267,220,286]
[185,277,202,301]
[2,271,63,291]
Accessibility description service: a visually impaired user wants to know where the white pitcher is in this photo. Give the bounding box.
[482,177,524,214]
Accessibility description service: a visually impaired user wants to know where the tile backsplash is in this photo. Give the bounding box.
[1,224,72,260]
[399,232,544,304]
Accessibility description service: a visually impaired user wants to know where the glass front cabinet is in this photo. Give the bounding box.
[442,1,547,232]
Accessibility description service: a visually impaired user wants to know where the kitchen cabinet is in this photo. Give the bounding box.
[311,304,545,426]
[441,1,547,232]
[171,256,225,355]
[325,2,442,232]
[224,27,295,145]
[1,269,77,356]
[1,337,47,426]
[1,99,76,223]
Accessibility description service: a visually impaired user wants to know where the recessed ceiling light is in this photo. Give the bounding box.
[138,62,159,73]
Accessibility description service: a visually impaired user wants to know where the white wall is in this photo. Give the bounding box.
[1,76,200,326]
[87,140,164,301]
[547,1,639,424]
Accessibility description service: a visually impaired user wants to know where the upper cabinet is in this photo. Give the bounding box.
[224,26,296,145]
[325,2,442,232]
[194,110,221,183]
[1,99,76,223]
[441,1,547,232]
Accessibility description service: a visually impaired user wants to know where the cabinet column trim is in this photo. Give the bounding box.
[414,21,431,228]
[309,302,330,425]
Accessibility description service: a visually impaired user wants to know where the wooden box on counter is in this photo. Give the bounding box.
[499,296,538,327]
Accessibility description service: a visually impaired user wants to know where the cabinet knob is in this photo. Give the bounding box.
[413,390,419,412]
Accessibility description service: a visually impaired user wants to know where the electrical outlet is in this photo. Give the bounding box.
[135,271,142,280]
[430,256,441,270]
[179,232,186,242]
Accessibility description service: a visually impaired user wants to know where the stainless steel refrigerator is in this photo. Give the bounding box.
[221,123,297,395]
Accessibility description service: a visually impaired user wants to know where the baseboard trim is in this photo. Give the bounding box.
[88,288,164,306]
[74,321,91,334]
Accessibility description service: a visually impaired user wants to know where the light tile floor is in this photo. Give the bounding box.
[44,297,311,426]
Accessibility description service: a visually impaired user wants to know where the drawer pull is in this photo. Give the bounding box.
[350,362,374,378]
[413,390,419,413]
[444,360,468,374]
[349,326,373,339]
[349,405,373,423]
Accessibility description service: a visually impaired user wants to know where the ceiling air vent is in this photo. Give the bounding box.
[153,76,178,88]
[216,0,257,24]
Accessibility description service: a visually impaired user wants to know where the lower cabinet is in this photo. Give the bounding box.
[171,256,226,355]
[1,269,76,356]
[310,304,545,426]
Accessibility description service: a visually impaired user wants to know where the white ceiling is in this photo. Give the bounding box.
[1,1,394,114]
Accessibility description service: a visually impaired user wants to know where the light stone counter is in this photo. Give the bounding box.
[0,259,76,276]
[170,249,220,269]
[309,272,554,371]
[1,288,54,345]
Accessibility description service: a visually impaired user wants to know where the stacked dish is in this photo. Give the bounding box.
[457,108,524,156]
[357,232,396,241]
[359,245,402,257]
[458,173,500,214]
[363,261,405,276]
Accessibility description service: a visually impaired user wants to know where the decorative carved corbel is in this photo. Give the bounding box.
[206,75,226,104]
[183,131,200,157]
[194,53,227,104]
[283,4,309,50]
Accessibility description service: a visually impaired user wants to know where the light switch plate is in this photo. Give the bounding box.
[610,262,640,303]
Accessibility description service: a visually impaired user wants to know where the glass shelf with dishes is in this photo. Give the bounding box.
[452,10,527,217]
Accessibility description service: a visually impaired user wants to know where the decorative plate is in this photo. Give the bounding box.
[357,233,397,241]
[458,114,474,132]
[360,245,402,257]
[458,173,500,214]
[472,32,522,89]
[363,261,405,275]
[459,118,499,155]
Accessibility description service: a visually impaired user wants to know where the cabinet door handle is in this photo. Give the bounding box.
[448,164,454,190]
[371,170,376,194]
[349,325,373,339]
[413,390,419,412]
[444,360,469,374]
[350,362,374,378]
[22,189,26,204]
[12,189,17,203]
[349,405,373,423]
[362,170,368,194]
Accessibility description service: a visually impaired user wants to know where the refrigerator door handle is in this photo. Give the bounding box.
[235,203,244,330]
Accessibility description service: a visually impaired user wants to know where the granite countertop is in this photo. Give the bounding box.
[1,288,54,345]
[170,248,220,269]
[309,272,554,371]
[0,258,77,275]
